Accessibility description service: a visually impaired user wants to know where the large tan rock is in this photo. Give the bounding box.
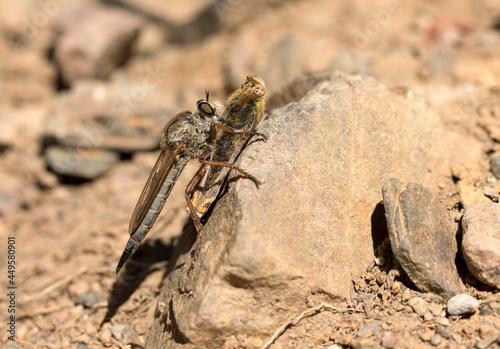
[146,72,481,348]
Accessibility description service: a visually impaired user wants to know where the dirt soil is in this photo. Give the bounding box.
[1,0,500,348]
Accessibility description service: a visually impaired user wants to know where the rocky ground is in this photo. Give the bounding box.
[0,0,500,348]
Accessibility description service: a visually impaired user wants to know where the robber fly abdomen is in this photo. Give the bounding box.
[117,155,189,273]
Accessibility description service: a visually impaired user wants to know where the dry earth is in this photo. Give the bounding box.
[0,0,500,348]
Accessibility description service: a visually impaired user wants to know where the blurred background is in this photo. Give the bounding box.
[1,0,500,347]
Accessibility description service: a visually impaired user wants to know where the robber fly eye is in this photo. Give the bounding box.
[197,100,216,116]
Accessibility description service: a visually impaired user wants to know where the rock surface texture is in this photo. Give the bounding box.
[146,72,478,348]
[462,202,500,288]
[382,179,464,299]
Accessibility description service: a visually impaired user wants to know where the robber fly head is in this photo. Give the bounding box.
[241,76,266,97]
[196,89,216,117]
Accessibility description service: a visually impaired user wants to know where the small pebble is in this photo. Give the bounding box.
[75,290,103,308]
[68,280,90,298]
[423,312,434,322]
[435,316,450,326]
[436,324,452,339]
[357,321,379,338]
[430,334,442,346]
[37,170,58,189]
[390,281,402,295]
[480,301,500,316]
[111,324,133,343]
[381,331,398,348]
[447,294,478,316]
[98,328,112,343]
[451,332,462,344]
[402,290,412,302]
[479,322,497,339]
[375,256,386,266]
[407,297,428,317]
[429,303,444,317]
[483,186,498,201]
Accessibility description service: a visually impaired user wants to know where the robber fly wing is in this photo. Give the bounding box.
[128,144,185,235]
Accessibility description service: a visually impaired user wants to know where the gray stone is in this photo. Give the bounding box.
[492,156,500,179]
[382,179,464,299]
[462,202,500,287]
[435,324,453,339]
[146,72,479,348]
[43,79,174,154]
[430,334,442,346]
[447,293,478,316]
[45,145,119,180]
[483,186,498,202]
[75,290,103,308]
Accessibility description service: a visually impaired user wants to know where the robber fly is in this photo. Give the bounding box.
[186,76,267,261]
[115,93,223,274]
[116,81,266,274]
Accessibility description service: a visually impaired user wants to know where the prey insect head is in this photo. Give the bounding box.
[241,76,266,97]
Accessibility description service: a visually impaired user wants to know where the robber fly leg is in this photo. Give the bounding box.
[213,122,268,142]
[185,161,212,265]
[185,163,209,232]
[199,159,264,188]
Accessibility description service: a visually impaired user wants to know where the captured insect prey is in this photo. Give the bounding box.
[116,76,267,274]
[186,76,267,263]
